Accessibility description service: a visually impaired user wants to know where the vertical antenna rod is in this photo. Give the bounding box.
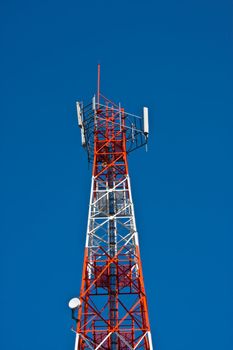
[97,64,100,107]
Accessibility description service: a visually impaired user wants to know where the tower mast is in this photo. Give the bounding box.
[70,66,153,350]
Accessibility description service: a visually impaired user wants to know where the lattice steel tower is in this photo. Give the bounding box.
[69,66,153,350]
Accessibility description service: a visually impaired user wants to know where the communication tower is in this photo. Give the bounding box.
[69,65,153,350]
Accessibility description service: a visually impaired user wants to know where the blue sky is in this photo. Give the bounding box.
[1,0,233,349]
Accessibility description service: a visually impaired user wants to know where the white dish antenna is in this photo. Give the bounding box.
[68,297,81,309]
[76,102,83,128]
[143,107,149,136]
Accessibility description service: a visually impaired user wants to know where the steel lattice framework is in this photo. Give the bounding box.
[70,66,153,350]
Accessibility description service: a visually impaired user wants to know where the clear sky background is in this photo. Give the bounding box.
[1,0,233,349]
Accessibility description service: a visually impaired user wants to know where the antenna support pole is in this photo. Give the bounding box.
[97,64,100,107]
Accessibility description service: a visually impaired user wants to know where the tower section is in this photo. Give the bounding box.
[70,67,153,350]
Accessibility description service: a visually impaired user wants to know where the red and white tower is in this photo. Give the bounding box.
[69,66,153,350]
